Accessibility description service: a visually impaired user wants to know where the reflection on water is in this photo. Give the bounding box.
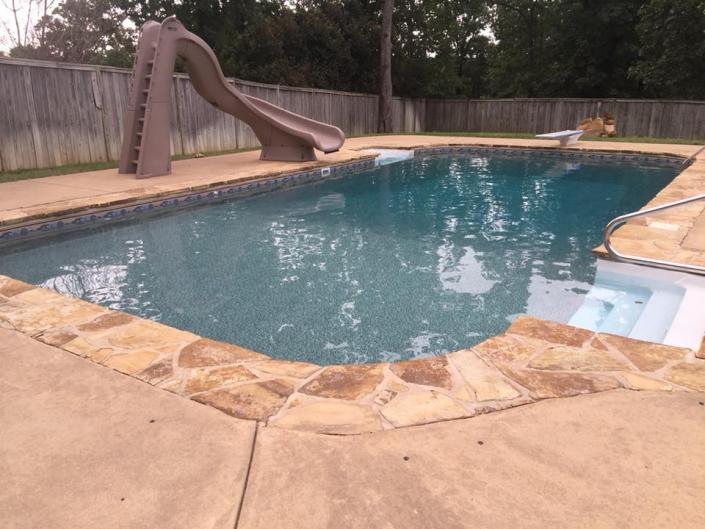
[0,155,677,364]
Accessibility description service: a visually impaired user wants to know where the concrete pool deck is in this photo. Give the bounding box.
[2,135,705,526]
[0,135,701,223]
[2,327,704,528]
[2,273,705,434]
[2,134,704,268]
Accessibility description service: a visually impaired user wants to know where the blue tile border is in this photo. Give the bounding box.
[414,145,687,167]
[0,158,376,244]
[0,146,686,244]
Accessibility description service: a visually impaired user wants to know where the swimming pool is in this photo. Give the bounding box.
[0,152,679,364]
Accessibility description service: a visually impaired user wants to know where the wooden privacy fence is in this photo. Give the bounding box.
[1,57,704,172]
[424,98,705,140]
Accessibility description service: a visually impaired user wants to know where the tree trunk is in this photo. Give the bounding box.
[378,0,393,133]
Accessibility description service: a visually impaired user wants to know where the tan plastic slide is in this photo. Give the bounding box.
[119,16,345,178]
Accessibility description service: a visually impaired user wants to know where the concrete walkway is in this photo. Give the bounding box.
[2,328,704,529]
[0,330,256,529]
[240,389,705,529]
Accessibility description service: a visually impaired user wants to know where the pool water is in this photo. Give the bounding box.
[0,154,677,364]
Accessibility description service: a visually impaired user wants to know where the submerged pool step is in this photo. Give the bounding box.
[628,288,683,344]
[569,286,649,338]
[368,148,415,166]
[569,260,705,350]
[663,281,705,349]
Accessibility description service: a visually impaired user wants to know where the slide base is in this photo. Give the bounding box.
[260,145,317,162]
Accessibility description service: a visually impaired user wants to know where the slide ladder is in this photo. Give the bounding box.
[119,17,345,178]
[119,22,162,176]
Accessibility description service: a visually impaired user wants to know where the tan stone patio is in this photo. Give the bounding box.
[1,135,705,433]
[2,330,704,528]
[2,273,704,434]
[2,135,705,527]
[0,135,701,228]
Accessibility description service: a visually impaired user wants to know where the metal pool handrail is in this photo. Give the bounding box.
[603,193,705,275]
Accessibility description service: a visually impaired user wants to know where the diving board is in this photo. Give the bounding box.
[536,130,584,146]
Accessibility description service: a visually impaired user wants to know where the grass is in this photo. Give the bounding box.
[0,161,119,184]
[419,131,704,145]
[1,133,701,184]
[0,147,257,184]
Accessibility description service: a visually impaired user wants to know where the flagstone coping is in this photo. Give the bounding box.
[2,274,703,435]
[0,150,376,229]
[0,135,699,236]
[593,157,705,267]
[1,137,703,433]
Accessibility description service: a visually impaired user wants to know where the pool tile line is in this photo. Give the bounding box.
[414,145,687,166]
[0,144,688,244]
[0,158,376,243]
[1,274,703,435]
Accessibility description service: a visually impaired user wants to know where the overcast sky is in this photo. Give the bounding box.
[0,3,15,52]
[0,1,55,53]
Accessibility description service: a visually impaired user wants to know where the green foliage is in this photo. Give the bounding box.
[487,0,644,97]
[6,0,705,100]
[11,0,135,66]
[629,0,705,98]
[393,0,490,98]
[236,1,381,92]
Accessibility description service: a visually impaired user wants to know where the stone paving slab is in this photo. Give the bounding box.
[1,136,699,229]
[2,274,703,435]
[0,149,375,227]
[238,389,705,529]
[594,158,705,266]
[0,328,256,529]
[1,135,704,435]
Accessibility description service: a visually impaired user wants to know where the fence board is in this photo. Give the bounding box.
[429,98,705,139]
[0,64,37,170]
[1,57,704,172]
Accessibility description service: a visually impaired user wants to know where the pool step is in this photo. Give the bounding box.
[629,288,683,344]
[663,281,705,349]
[569,260,705,350]
[369,148,415,166]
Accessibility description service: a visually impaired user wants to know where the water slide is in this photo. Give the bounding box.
[119,17,345,178]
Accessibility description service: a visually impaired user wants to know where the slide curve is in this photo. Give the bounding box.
[119,17,345,178]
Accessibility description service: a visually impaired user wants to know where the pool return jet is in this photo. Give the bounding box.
[119,16,345,178]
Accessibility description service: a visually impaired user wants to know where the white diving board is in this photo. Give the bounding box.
[536,130,584,146]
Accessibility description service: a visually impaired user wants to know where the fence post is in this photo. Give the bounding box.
[92,67,112,162]
[21,67,43,168]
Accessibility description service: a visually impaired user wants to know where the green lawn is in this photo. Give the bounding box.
[0,147,257,184]
[418,131,704,145]
[1,134,701,184]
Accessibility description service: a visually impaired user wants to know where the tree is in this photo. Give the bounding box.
[1,0,56,49]
[487,0,646,98]
[629,0,705,99]
[424,0,490,97]
[486,0,554,97]
[378,0,394,132]
[542,0,643,97]
[11,0,134,66]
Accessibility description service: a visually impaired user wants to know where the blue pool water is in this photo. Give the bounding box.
[0,154,678,364]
